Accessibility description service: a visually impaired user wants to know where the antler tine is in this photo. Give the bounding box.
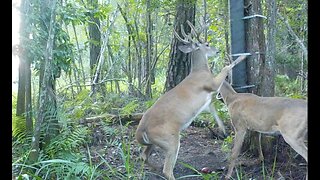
[201,18,212,32]
[173,29,190,44]
[180,24,197,44]
[198,17,206,34]
[180,24,189,39]
[199,17,213,42]
[186,20,202,43]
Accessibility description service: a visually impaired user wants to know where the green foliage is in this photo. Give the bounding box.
[13,117,94,179]
[235,166,244,180]
[102,125,121,147]
[275,75,306,99]
[12,93,31,142]
[94,4,113,19]
[12,116,27,141]
[60,2,88,25]
[221,135,233,153]
[14,158,97,180]
[63,88,92,120]
[120,99,139,115]
[144,97,158,109]
[213,99,230,121]
[45,125,89,158]
[53,26,75,75]
[118,141,134,177]
[279,0,307,40]
[93,151,130,179]
[13,0,308,179]
[23,1,76,78]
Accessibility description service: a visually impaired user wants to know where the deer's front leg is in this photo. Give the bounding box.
[208,102,226,135]
[226,129,247,179]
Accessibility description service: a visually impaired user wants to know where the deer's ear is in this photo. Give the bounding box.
[178,44,198,53]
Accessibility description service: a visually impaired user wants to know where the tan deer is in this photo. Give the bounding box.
[135,20,247,180]
[216,81,307,179]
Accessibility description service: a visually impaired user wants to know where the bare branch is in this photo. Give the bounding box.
[277,11,308,58]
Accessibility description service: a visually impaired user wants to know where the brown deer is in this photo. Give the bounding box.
[135,20,247,180]
[216,81,307,179]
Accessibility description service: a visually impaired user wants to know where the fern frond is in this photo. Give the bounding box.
[12,115,27,139]
[120,100,139,115]
[45,125,89,157]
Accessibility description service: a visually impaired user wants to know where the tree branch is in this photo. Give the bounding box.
[82,113,144,125]
[277,11,308,58]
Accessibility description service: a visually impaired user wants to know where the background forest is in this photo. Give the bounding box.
[12,0,307,179]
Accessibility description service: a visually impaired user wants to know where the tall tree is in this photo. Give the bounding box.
[243,0,276,160]
[264,0,276,97]
[30,0,58,163]
[88,0,102,96]
[16,0,34,134]
[165,0,196,91]
[118,2,140,95]
[16,52,26,117]
[145,0,153,97]
[244,0,267,95]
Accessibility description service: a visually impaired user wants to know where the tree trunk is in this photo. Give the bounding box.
[224,0,230,58]
[128,36,134,94]
[165,0,196,92]
[145,0,153,98]
[16,53,26,116]
[133,18,143,92]
[264,0,276,97]
[107,41,116,93]
[243,0,276,161]
[244,0,266,95]
[30,0,57,163]
[88,0,102,96]
[71,21,84,91]
[118,3,135,95]
[25,59,33,133]
[17,0,27,115]
[18,0,33,133]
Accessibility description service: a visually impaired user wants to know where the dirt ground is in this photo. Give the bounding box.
[87,119,307,180]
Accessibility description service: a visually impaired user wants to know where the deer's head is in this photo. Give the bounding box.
[174,20,218,57]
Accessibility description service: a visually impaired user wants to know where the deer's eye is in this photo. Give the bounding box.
[205,43,209,47]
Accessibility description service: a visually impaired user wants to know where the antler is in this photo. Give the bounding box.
[186,20,203,43]
[180,24,197,44]
[173,23,196,44]
[173,29,190,44]
[173,20,208,44]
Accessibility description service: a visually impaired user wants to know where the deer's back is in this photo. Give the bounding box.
[228,94,307,134]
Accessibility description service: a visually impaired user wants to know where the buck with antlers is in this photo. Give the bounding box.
[215,81,308,179]
[135,20,247,180]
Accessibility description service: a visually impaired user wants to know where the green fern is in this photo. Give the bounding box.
[25,125,93,179]
[12,93,27,140]
[45,125,89,158]
[144,97,157,109]
[120,99,139,115]
[12,115,27,140]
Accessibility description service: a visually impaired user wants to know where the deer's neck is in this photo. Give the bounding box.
[219,81,238,105]
[190,51,210,73]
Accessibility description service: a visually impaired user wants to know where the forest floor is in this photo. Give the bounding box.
[86,118,307,180]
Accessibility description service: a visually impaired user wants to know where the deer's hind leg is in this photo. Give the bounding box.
[151,132,180,180]
[282,134,308,162]
[141,144,162,170]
